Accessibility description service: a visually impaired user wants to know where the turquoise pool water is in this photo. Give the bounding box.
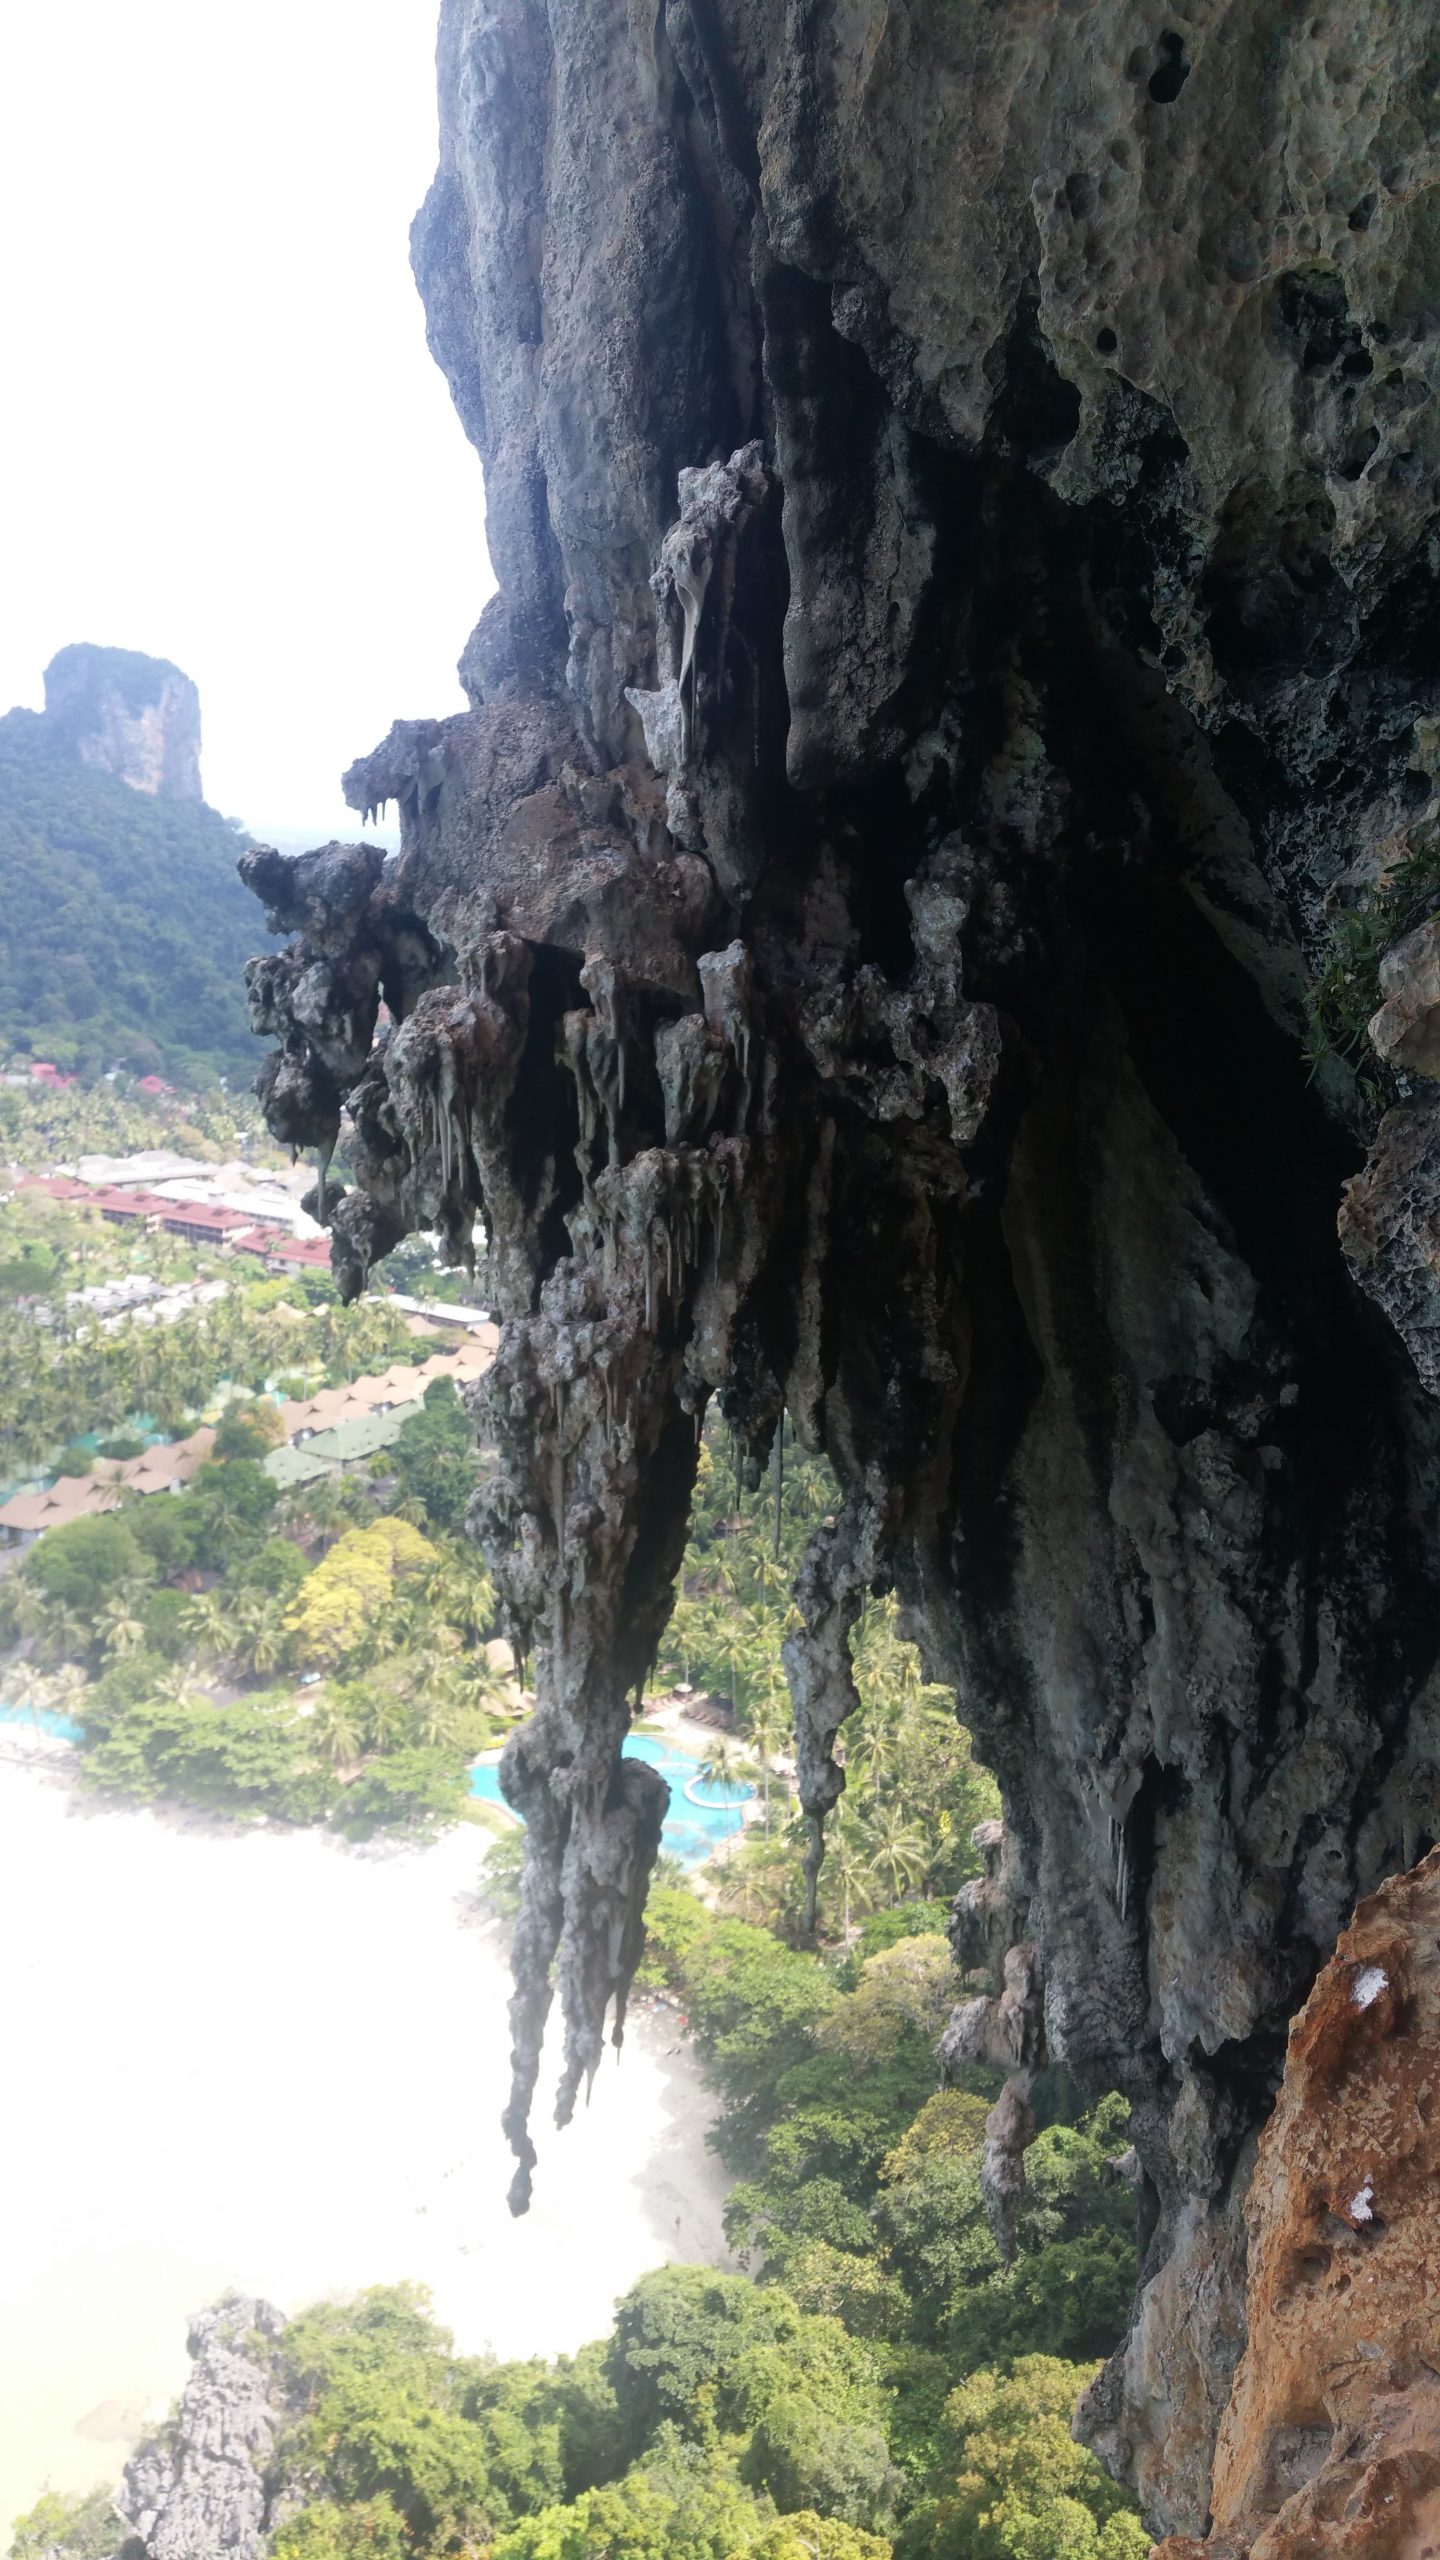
[0,1701,84,1741]
[469,1729,752,1868]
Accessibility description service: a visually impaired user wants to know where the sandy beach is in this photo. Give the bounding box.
[0,1746,733,2535]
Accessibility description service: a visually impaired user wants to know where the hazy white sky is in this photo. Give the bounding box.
[0,0,493,843]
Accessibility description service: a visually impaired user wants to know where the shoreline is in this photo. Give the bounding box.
[0,1753,734,2535]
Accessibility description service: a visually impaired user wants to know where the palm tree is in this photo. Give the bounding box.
[300,1480,346,1554]
[183,1590,234,1662]
[246,1603,289,1677]
[41,1598,91,1667]
[698,1737,743,1796]
[310,1688,365,1769]
[364,1688,413,1754]
[747,1549,789,1604]
[410,1688,467,1751]
[865,1801,928,1905]
[823,1818,872,1940]
[663,1596,704,1689]
[153,1665,202,1710]
[851,1708,899,1791]
[12,1580,61,1652]
[228,1592,286,1677]
[44,1662,91,1724]
[697,1739,762,1807]
[741,1694,789,1831]
[96,1592,147,1659]
[8,1663,61,1748]
[433,1562,496,1645]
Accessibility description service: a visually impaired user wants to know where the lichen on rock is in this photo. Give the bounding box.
[238,1,1440,2534]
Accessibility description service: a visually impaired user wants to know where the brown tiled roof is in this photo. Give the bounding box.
[0,1473,123,1532]
[0,1427,219,1535]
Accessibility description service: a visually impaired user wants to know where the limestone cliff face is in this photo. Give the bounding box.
[119,2297,285,2560]
[1153,1851,1440,2560]
[44,644,202,800]
[240,3,1440,2535]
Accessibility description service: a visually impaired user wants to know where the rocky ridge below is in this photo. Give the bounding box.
[66,2299,286,2560]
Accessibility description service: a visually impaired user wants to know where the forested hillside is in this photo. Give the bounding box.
[0,708,264,1083]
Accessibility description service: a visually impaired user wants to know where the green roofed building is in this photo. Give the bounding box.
[263,1442,340,1491]
[301,1405,421,1469]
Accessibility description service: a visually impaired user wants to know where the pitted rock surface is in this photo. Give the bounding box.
[238,2,1440,2533]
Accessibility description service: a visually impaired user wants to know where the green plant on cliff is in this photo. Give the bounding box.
[1305,829,1440,1104]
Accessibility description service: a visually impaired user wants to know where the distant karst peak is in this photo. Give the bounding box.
[43,641,202,801]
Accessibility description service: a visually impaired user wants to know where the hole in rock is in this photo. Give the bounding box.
[1403,769,1432,808]
[1336,427,1380,482]
[1275,268,1361,373]
[1096,326,1118,354]
[1349,194,1377,231]
[1148,32,1192,101]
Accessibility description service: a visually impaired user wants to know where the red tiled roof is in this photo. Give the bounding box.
[17,1173,94,1203]
[158,1203,256,1234]
[234,1230,331,1266]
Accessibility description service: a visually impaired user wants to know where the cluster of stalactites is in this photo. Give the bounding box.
[472,931,782,2206]
[234,430,1011,2211]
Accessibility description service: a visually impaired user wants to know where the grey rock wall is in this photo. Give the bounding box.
[239,2,1440,2533]
[119,2297,285,2560]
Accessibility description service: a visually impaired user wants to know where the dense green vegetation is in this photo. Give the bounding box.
[636,1898,1138,2389]
[655,1429,999,1937]
[0,710,266,1083]
[0,1242,425,1479]
[0,709,267,1082]
[10,2053,1142,2560]
[13,2070,1143,2560]
[7,2491,119,2560]
[0,1075,276,1171]
[0,1109,501,1829]
[3,1425,504,1834]
[388,1375,481,1531]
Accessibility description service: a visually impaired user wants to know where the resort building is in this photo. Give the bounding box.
[0,1428,218,1547]
[0,1339,495,1546]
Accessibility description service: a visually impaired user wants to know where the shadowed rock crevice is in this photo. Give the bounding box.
[238,3,1440,2536]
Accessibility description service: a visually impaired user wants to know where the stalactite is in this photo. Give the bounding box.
[238,15,1440,2534]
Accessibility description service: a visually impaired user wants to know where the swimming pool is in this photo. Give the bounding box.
[469,1728,752,1868]
[0,1701,84,1742]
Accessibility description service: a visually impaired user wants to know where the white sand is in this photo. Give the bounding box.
[0,1749,733,2534]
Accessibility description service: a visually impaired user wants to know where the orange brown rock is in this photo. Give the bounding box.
[1152,1850,1440,2559]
